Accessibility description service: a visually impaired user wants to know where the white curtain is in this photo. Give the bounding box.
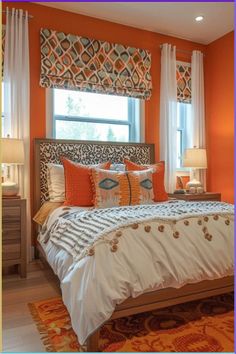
[191,50,206,189]
[4,8,31,259]
[160,44,177,193]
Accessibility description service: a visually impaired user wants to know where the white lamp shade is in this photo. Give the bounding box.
[1,138,25,164]
[183,148,207,169]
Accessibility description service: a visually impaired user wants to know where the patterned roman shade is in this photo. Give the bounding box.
[40,28,152,100]
[176,62,191,103]
[2,26,6,78]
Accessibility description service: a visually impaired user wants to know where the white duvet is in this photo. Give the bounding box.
[38,201,234,345]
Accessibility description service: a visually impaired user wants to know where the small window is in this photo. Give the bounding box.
[176,61,192,170]
[52,89,141,142]
[176,102,192,169]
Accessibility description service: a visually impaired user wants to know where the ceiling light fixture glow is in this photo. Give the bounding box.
[195,16,204,22]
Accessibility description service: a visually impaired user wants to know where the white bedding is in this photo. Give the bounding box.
[38,201,234,344]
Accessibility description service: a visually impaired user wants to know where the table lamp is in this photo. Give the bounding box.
[1,138,24,197]
[182,148,207,190]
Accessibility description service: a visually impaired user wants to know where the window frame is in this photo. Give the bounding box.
[46,88,144,143]
[176,102,192,171]
[177,103,189,161]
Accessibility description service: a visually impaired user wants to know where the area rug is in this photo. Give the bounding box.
[28,292,234,352]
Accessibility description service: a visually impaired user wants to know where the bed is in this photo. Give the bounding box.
[34,138,234,352]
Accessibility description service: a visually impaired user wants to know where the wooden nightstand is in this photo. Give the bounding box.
[2,198,27,277]
[168,192,221,202]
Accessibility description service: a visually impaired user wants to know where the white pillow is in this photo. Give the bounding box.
[47,163,65,202]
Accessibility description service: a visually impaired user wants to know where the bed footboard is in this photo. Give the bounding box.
[86,330,100,352]
[85,275,233,352]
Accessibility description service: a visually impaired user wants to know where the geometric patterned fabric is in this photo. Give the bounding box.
[99,177,153,191]
[37,141,153,205]
[2,27,5,78]
[176,62,192,103]
[40,28,152,99]
[3,27,190,101]
[92,168,154,208]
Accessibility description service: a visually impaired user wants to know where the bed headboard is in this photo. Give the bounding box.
[34,138,155,212]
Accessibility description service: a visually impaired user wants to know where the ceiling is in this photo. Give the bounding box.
[36,2,234,44]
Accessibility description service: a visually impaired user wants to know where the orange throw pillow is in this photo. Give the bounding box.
[124,159,168,202]
[62,159,111,206]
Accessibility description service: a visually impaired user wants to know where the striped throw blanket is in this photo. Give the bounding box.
[40,201,234,263]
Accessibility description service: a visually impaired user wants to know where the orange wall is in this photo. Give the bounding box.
[2,2,206,213]
[205,31,234,203]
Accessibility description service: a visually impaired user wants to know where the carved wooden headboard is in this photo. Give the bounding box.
[34,138,155,212]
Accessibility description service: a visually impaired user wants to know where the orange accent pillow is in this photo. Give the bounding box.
[62,159,111,206]
[124,159,168,202]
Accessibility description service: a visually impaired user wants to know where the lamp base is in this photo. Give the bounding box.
[2,181,19,197]
[186,178,202,190]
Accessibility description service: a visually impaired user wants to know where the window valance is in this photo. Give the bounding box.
[176,62,191,103]
[40,28,152,100]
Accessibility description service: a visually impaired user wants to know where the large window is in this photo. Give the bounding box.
[176,102,192,169]
[51,89,141,142]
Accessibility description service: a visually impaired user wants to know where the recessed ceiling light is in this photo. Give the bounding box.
[195,16,204,22]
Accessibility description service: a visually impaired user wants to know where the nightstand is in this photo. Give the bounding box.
[2,198,27,277]
[168,192,221,202]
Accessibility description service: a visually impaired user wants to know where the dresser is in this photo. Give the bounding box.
[2,198,27,277]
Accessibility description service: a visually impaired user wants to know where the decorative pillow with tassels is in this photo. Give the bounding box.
[124,159,168,202]
[62,158,111,207]
[91,168,154,208]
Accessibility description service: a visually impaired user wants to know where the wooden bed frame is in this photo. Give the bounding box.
[34,138,234,352]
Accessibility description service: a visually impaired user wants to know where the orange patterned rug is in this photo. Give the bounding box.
[28,293,234,352]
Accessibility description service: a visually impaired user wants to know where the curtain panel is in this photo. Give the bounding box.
[191,50,206,189]
[3,7,31,259]
[160,44,177,193]
[40,28,152,100]
[176,63,191,103]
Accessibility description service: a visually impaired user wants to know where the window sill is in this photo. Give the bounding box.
[176,168,190,176]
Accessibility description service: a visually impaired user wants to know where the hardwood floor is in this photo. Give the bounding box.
[2,260,61,352]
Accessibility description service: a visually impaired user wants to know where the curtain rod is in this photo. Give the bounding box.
[2,10,34,19]
[159,44,205,57]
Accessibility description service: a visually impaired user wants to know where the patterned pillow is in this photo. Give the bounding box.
[91,168,154,208]
[124,159,168,202]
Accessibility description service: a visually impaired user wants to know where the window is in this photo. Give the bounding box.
[51,89,141,142]
[176,102,192,169]
[176,61,192,170]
